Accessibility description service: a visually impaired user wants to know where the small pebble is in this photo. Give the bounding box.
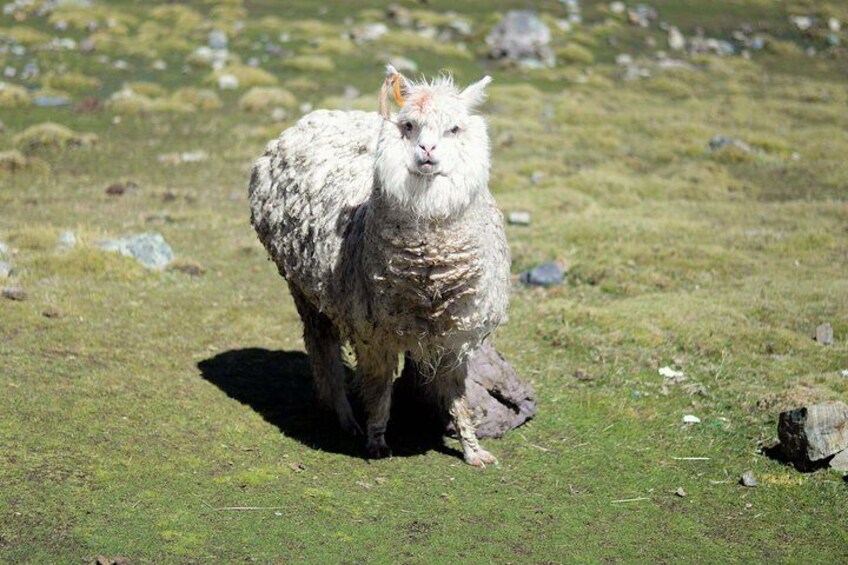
[682,414,701,424]
[740,471,757,487]
[674,487,687,497]
[507,211,531,226]
[0,260,12,278]
[519,262,564,288]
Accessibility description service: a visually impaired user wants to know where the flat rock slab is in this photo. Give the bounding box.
[394,342,536,439]
[99,232,174,270]
[778,401,848,468]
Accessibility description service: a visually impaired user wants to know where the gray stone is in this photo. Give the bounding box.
[507,211,531,226]
[779,401,848,468]
[208,29,228,50]
[32,95,71,107]
[99,232,175,270]
[668,26,685,50]
[815,323,834,345]
[0,260,12,278]
[58,230,77,248]
[486,10,555,68]
[520,262,564,287]
[740,470,757,487]
[0,241,8,256]
[2,287,27,301]
[829,450,848,472]
[709,135,751,153]
[394,342,536,439]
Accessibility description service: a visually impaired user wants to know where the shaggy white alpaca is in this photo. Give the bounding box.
[249,66,510,466]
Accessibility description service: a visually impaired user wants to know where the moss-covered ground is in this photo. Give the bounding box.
[1,1,847,562]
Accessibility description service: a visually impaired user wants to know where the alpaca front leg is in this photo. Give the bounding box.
[357,348,402,459]
[441,362,497,467]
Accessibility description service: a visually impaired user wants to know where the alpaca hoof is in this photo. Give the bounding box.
[366,440,392,460]
[465,449,498,468]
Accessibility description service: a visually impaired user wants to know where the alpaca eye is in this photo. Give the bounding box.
[449,125,460,135]
[403,121,414,133]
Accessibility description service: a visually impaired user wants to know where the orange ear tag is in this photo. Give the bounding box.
[391,74,406,106]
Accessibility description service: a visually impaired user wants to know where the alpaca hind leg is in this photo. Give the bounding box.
[437,360,497,467]
[289,286,360,435]
[357,347,403,458]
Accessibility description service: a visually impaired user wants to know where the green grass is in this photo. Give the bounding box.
[1,1,847,563]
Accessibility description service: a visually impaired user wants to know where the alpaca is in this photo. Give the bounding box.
[248,66,510,466]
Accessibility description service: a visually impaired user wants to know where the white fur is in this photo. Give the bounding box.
[249,69,510,466]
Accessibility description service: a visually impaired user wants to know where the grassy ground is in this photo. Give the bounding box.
[2,1,847,563]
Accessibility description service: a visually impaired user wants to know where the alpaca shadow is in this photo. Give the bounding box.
[198,348,455,460]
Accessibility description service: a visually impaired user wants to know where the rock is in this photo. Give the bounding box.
[708,135,751,153]
[507,211,531,226]
[0,261,12,278]
[42,306,62,318]
[659,366,684,379]
[682,414,701,424]
[2,287,27,301]
[58,230,77,248]
[790,16,814,32]
[32,95,70,107]
[829,450,848,472]
[394,341,536,439]
[674,487,686,497]
[217,73,239,90]
[208,29,228,50]
[520,262,564,287]
[828,17,841,33]
[486,10,555,69]
[609,1,626,15]
[99,232,175,270]
[668,26,685,51]
[815,323,834,345]
[0,241,8,256]
[348,23,389,43]
[778,401,848,468]
[627,4,657,27]
[740,471,757,487]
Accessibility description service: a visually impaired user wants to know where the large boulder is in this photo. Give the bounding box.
[486,10,555,69]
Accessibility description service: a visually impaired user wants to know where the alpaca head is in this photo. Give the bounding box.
[375,66,492,219]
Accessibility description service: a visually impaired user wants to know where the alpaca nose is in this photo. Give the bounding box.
[418,143,436,155]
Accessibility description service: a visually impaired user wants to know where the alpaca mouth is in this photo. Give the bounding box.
[413,160,441,176]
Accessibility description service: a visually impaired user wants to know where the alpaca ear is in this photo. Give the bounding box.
[379,64,411,118]
[461,75,492,108]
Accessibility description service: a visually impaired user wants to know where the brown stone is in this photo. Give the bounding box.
[394,341,536,438]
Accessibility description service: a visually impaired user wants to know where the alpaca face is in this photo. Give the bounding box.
[376,72,493,218]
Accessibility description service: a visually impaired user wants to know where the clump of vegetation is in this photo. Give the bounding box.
[0,82,31,108]
[238,87,298,112]
[0,150,49,175]
[171,87,223,110]
[208,65,279,88]
[112,90,183,114]
[282,54,336,72]
[0,26,50,46]
[556,42,596,65]
[41,73,102,94]
[13,122,98,153]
